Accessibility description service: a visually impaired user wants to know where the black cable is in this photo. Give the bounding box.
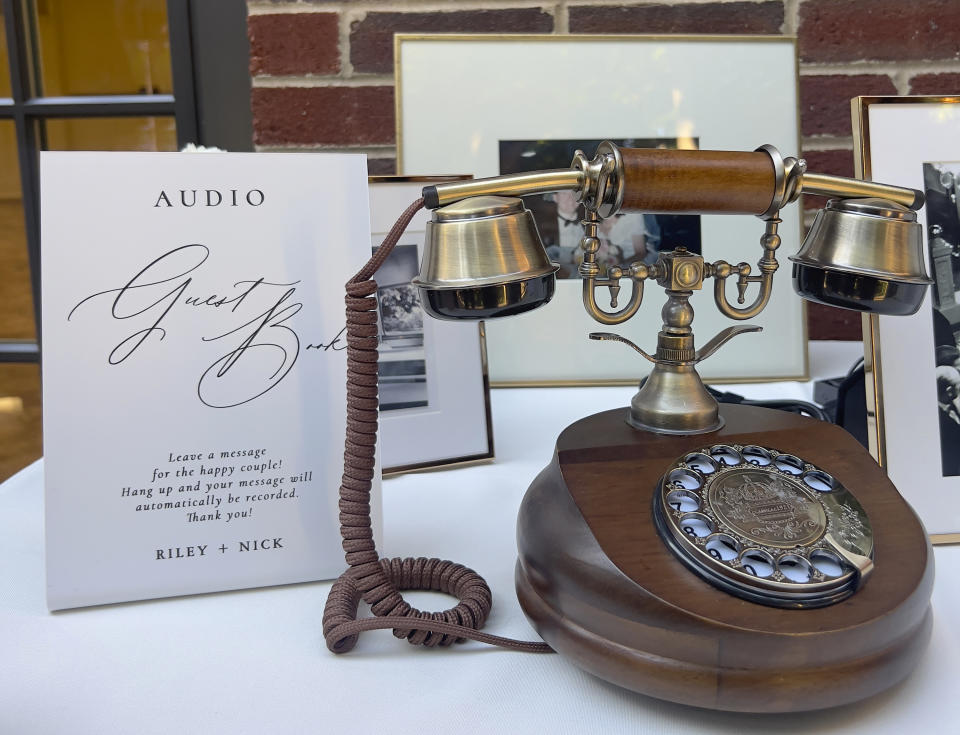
[705,385,831,422]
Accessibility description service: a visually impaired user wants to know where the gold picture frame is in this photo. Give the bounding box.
[854,95,960,543]
[395,34,808,387]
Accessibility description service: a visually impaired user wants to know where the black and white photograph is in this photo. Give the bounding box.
[853,96,960,539]
[369,177,492,473]
[924,161,960,476]
[499,138,703,279]
[372,240,429,411]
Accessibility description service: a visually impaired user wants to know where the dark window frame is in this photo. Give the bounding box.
[0,0,252,363]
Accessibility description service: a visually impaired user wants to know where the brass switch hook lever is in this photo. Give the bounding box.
[591,327,764,366]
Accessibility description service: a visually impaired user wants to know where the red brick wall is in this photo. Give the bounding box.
[247,0,960,340]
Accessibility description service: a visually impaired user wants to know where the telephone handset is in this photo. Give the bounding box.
[654,444,873,608]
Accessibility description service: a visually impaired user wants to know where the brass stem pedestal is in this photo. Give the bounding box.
[592,287,761,435]
[636,289,721,434]
[629,361,722,434]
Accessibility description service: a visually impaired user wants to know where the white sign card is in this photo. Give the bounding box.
[41,152,379,610]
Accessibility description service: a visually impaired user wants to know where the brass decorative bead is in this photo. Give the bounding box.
[761,232,781,250]
[676,262,700,288]
[662,296,694,329]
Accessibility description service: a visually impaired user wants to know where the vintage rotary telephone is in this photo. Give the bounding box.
[324,142,935,713]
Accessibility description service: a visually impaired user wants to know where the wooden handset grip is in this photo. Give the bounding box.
[619,148,775,215]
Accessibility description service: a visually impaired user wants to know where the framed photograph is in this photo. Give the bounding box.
[854,96,960,542]
[396,34,807,385]
[369,176,494,474]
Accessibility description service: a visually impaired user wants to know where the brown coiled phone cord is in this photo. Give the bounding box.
[322,197,552,655]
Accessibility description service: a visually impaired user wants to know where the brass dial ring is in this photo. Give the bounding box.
[653,444,874,609]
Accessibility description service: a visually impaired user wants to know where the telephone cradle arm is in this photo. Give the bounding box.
[579,209,651,325]
[708,216,782,321]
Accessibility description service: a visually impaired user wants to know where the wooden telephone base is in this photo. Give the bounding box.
[515,403,933,713]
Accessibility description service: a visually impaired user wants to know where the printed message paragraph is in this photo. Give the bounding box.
[120,447,314,525]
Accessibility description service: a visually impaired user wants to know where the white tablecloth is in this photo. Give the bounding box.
[2,342,957,734]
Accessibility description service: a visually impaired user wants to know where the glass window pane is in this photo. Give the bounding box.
[0,13,11,97]
[0,363,42,481]
[43,116,176,151]
[32,0,172,96]
[0,121,35,340]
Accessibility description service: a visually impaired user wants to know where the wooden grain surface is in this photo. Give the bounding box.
[619,148,774,215]
[516,404,934,711]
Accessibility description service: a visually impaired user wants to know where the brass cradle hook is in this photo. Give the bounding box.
[578,209,650,325]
